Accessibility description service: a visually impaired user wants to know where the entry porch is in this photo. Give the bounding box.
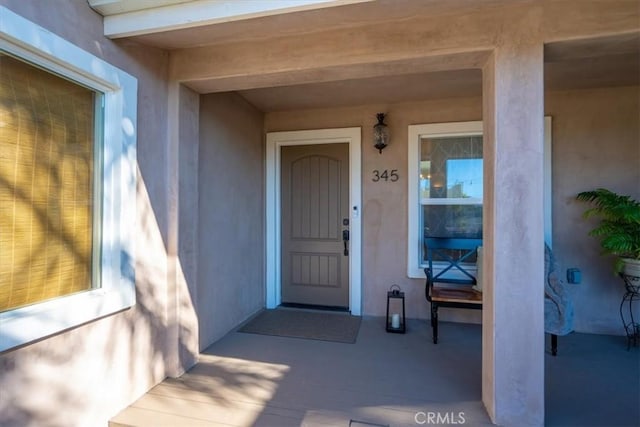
[111,316,639,426]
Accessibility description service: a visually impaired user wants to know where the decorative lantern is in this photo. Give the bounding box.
[386,284,406,333]
[373,112,389,153]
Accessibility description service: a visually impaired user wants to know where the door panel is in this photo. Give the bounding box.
[281,143,349,308]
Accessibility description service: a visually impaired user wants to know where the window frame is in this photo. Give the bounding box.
[408,121,484,279]
[0,7,137,352]
[407,118,552,279]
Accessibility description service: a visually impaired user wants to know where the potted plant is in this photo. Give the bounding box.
[577,188,640,277]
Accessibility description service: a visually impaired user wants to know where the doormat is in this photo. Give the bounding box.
[238,309,361,343]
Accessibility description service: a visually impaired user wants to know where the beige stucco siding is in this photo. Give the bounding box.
[0,0,637,425]
[266,97,482,324]
[265,85,640,335]
[0,1,173,426]
[547,86,640,334]
[198,92,265,349]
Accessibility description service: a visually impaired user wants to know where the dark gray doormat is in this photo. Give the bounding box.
[238,309,361,343]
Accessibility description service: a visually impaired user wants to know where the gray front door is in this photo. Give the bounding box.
[281,143,349,308]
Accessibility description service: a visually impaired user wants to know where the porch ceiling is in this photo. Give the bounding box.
[238,33,639,112]
[95,1,638,112]
[544,33,640,91]
[96,0,526,48]
[238,69,483,112]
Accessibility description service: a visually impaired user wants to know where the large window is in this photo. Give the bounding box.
[0,7,137,352]
[0,53,102,312]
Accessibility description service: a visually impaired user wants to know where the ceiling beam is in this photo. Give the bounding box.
[182,52,491,93]
[169,1,639,94]
[99,0,374,38]
[169,5,500,91]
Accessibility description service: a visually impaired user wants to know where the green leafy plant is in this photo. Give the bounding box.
[577,188,640,273]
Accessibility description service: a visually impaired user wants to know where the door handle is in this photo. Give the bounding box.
[342,229,350,256]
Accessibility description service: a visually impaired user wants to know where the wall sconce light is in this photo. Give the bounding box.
[373,112,389,153]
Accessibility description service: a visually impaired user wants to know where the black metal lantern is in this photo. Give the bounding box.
[386,284,406,333]
[373,112,389,153]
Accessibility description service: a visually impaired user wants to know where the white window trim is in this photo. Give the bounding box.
[407,121,483,279]
[265,128,362,315]
[407,118,553,278]
[0,7,137,352]
[543,117,553,248]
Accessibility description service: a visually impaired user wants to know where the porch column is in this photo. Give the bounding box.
[481,6,545,426]
[166,82,200,377]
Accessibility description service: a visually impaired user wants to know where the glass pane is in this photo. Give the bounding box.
[419,160,431,199]
[0,53,100,312]
[446,158,483,199]
[420,135,483,264]
[423,205,483,239]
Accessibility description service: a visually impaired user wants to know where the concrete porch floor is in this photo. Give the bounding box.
[111,316,639,427]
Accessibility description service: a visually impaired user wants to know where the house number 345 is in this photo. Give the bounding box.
[372,169,399,182]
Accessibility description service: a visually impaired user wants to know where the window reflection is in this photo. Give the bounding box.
[446,159,483,199]
[420,135,483,263]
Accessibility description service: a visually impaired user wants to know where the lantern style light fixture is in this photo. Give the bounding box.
[373,112,389,153]
[386,284,406,333]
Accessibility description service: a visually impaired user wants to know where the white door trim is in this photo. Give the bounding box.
[266,127,362,315]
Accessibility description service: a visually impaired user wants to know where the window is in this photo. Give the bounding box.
[1,53,102,312]
[408,119,552,278]
[408,122,483,278]
[0,7,137,352]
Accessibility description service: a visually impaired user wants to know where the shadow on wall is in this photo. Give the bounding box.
[0,169,198,426]
[0,75,96,311]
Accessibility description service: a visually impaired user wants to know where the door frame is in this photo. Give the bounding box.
[266,127,362,315]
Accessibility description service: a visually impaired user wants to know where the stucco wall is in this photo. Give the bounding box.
[265,97,483,324]
[0,1,173,426]
[198,92,265,350]
[547,86,640,335]
[264,85,640,334]
[176,84,201,372]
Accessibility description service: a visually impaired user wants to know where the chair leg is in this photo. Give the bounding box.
[430,303,435,327]
[431,303,439,344]
[551,334,558,356]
